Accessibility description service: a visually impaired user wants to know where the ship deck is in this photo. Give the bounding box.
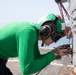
[7,48,74,75]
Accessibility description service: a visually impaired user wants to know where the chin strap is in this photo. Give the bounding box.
[41,42,44,46]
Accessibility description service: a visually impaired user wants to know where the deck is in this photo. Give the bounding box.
[7,47,74,75]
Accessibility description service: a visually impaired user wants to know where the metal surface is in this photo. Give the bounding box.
[7,47,74,75]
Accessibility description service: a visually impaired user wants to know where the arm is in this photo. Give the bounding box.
[17,29,56,75]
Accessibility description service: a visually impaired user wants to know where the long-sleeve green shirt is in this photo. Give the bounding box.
[0,22,56,75]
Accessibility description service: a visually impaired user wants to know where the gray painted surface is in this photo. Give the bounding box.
[7,47,74,75]
[68,0,76,65]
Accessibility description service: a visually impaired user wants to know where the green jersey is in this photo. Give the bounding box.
[0,22,56,75]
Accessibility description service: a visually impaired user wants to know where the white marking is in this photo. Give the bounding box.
[50,62,74,67]
[61,23,66,30]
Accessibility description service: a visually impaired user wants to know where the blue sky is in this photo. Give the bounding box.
[0,0,70,48]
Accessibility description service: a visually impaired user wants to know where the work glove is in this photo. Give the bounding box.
[52,44,72,59]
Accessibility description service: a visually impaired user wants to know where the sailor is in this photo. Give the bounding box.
[0,13,72,75]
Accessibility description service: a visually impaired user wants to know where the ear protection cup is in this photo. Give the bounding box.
[39,25,52,46]
[39,25,51,40]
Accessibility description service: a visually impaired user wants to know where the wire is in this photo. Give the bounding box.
[57,1,70,20]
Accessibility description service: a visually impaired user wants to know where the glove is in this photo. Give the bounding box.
[52,44,72,59]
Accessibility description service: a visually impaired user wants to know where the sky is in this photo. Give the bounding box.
[0,0,71,48]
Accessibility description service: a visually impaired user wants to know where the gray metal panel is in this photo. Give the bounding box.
[72,30,76,65]
[68,0,76,14]
[68,0,76,65]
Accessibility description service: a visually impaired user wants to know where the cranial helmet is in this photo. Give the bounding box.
[37,13,66,46]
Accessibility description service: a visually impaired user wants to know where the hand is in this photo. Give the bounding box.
[56,44,72,56]
[52,44,72,59]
